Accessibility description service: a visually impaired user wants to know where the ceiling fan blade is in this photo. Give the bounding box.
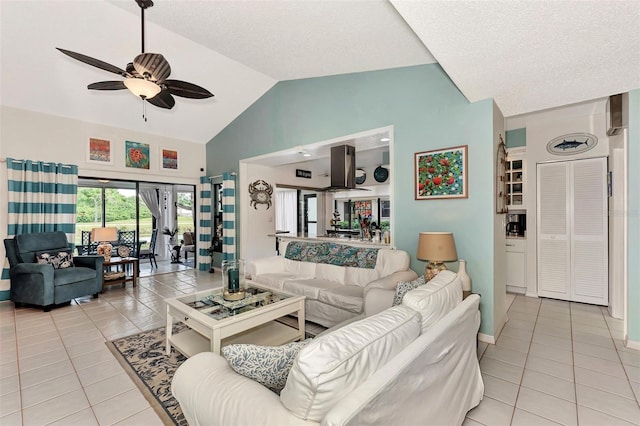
[164,79,214,99]
[56,48,129,77]
[146,90,175,109]
[88,81,127,91]
[133,53,171,82]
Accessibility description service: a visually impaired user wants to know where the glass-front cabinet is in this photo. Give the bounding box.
[506,148,526,210]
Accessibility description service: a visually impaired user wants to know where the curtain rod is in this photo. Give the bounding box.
[209,172,237,179]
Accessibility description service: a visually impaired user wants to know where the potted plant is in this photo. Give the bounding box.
[162,227,178,246]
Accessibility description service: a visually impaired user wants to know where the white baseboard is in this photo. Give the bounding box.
[478,333,495,345]
[625,337,640,350]
[506,286,525,295]
[525,292,539,298]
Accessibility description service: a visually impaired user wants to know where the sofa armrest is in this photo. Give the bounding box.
[10,262,54,279]
[363,270,419,317]
[73,255,105,271]
[9,263,55,306]
[247,256,286,277]
[172,352,315,426]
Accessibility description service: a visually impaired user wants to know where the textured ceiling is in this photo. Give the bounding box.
[1,0,638,145]
[391,0,640,117]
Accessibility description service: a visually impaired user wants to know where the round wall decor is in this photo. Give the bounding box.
[355,168,367,185]
[546,133,598,156]
[373,166,389,183]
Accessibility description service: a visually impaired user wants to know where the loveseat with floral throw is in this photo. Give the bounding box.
[247,240,417,327]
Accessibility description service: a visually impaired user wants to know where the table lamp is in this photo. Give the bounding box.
[416,232,458,281]
[92,227,118,262]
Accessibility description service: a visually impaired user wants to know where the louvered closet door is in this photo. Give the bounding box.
[537,158,608,305]
[537,162,571,300]
[571,157,608,305]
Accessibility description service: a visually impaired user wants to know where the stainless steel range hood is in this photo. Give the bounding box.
[324,144,359,192]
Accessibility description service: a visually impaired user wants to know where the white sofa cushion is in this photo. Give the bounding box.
[283,258,317,276]
[315,263,346,284]
[283,278,341,300]
[252,272,297,290]
[280,304,421,421]
[317,285,364,313]
[402,270,462,331]
[344,265,380,287]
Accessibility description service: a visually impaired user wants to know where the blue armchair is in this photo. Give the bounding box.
[3,231,104,311]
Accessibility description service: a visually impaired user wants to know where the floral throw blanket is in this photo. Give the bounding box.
[284,241,379,269]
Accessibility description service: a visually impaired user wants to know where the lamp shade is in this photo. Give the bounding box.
[91,227,118,242]
[416,232,458,262]
[124,78,161,99]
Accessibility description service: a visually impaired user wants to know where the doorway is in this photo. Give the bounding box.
[303,194,318,237]
[78,178,196,276]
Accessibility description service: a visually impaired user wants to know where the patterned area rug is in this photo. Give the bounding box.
[106,319,326,425]
[106,325,188,426]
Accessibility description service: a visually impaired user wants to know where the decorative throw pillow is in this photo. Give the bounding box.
[222,339,311,394]
[36,250,74,269]
[392,275,427,306]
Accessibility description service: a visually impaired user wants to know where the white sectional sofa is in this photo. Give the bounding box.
[172,270,484,426]
[246,240,418,327]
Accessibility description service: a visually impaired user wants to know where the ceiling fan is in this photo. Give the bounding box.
[57,0,213,112]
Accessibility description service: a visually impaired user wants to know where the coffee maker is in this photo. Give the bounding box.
[506,213,526,237]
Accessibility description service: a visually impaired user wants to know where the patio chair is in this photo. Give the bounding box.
[139,229,158,268]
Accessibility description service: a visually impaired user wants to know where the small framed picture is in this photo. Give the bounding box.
[125,141,150,169]
[415,145,468,200]
[87,138,113,165]
[161,148,178,171]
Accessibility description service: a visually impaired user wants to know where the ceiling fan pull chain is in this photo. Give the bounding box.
[142,98,147,122]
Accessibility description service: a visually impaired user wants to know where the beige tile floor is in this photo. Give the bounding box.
[0,269,218,425]
[467,294,640,426]
[1,270,639,425]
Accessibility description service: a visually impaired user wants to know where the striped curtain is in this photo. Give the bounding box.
[197,176,212,271]
[222,172,236,261]
[1,158,78,299]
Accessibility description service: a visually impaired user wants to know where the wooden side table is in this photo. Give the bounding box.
[102,257,138,292]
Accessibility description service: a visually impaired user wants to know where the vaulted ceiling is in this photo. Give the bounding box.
[1,1,638,145]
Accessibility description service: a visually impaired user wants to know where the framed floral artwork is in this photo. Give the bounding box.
[125,141,150,169]
[415,145,468,200]
[161,148,178,171]
[87,138,113,165]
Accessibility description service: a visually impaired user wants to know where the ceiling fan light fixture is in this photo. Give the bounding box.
[124,78,161,99]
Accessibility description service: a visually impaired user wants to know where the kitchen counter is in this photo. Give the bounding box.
[270,234,391,249]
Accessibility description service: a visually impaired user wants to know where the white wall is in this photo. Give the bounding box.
[492,101,507,342]
[507,99,611,298]
[0,106,206,293]
[239,161,331,263]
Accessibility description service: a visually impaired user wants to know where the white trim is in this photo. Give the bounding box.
[478,333,495,345]
[624,337,640,351]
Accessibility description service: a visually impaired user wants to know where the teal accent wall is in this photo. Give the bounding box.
[206,64,497,336]
[506,128,526,148]
[628,89,640,342]
[0,290,8,301]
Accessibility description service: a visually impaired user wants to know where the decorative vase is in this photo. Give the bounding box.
[457,259,471,292]
[222,259,246,301]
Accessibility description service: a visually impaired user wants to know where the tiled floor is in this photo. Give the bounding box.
[467,294,640,426]
[2,273,639,425]
[0,269,220,425]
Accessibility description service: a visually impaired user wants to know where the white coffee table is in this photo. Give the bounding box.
[165,283,305,357]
